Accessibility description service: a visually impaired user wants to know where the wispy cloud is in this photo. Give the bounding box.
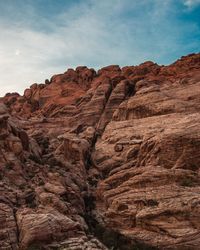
[183,0,200,8]
[0,0,199,96]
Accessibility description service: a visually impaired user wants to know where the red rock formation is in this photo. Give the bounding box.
[0,53,200,249]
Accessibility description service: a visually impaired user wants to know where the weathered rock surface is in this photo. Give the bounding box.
[0,53,200,249]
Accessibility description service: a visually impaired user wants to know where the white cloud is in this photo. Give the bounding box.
[183,0,200,8]
[0,0,199,96]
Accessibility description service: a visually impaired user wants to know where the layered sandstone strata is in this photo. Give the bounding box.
[0,53,200,249]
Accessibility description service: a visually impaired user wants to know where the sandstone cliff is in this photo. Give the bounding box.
[0,53,200,250]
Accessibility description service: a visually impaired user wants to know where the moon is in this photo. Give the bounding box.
[15,50,20,56]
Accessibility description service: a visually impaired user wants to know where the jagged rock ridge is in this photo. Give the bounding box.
[0,53,200,250]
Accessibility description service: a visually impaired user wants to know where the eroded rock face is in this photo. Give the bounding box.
[0,53,200,249]
[93,114,200,249]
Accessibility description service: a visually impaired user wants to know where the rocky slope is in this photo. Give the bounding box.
[0,53,200,250]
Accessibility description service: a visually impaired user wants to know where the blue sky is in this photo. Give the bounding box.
[0,0,199,96]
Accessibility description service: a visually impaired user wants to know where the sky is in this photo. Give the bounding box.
[0,0,200,96]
